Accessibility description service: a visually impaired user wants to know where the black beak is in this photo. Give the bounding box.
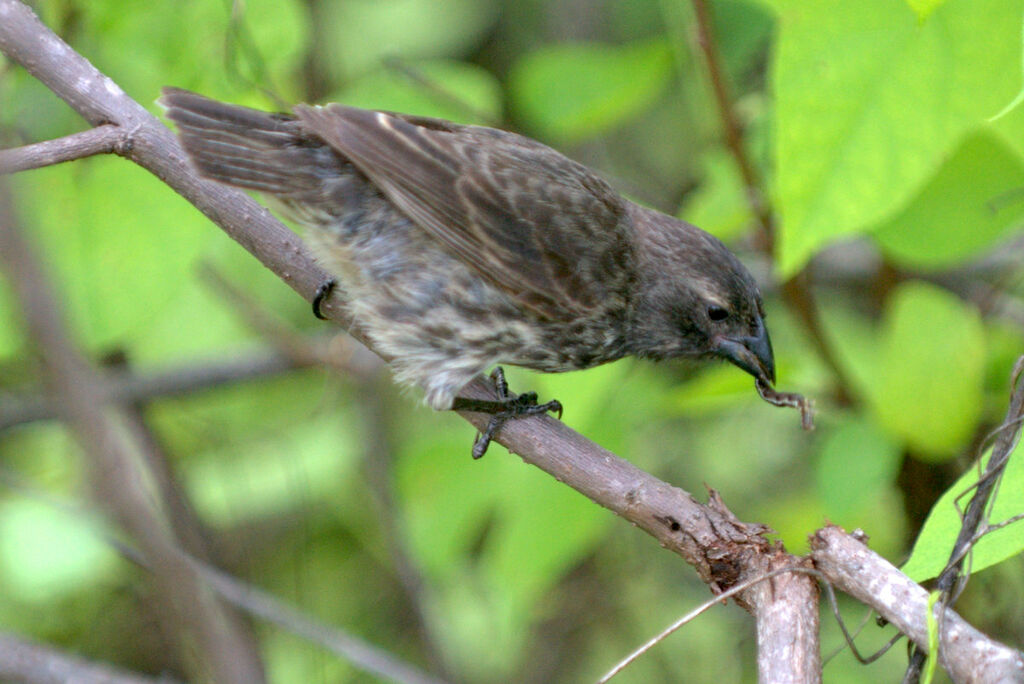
[713,321,775,385]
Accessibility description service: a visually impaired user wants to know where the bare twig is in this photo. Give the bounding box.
[0,631,178,684]
[811,526,1024,683]
[599,564,820,683]
[0,124,124,173]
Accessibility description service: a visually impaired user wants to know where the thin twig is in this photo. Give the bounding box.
[811,526,1024,682]
[690,0,773,252]
[0,124,124,173]
[599,565,821,683]
[193,557,452,684]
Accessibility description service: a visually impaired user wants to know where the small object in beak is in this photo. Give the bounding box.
[755,377,815,430]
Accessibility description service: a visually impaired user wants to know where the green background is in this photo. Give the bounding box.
[2,0,1023,681]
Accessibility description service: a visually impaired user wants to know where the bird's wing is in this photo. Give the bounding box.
[293,105,631,319]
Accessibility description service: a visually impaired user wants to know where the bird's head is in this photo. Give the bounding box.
[627,206,775,385]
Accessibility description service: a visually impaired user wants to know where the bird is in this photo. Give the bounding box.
[160,87,779,457]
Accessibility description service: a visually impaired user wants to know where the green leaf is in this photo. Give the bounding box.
[82,0,307,100]
[509,39,673,143]
[335,59,503,124]
[873,130,1024,269]
[865,282,985,459]
[903,438,1024,581]
[815,417,902,520]
[769,0,1021,275]
[904,0,948,21]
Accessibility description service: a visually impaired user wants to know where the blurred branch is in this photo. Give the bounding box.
[811,526,1024,683]
[0,632,179,684]
[0,348,311,430]
[382,56,501,126]
[690,0,772,252]
[353,371,455,678]
[688,0,854,404]
[0,470,451,684]
[191,556,452,684]
[0,124,124,173]
[0,179,265,681]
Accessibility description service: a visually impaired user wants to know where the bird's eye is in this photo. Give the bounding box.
[708,306,729,321]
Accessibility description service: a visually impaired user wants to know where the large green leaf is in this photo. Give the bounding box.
[509,39,673,143]
[865,282,985,459]
[873,130,1024,269]
[903,438,1024,581]
[767,0,1021,275]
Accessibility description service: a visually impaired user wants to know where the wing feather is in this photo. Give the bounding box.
[294,105,630,319]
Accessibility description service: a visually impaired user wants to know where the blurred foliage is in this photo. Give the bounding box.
[1,0,1023,682]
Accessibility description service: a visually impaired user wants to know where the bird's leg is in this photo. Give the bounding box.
[312,278,337,320]
[451,367,563,459]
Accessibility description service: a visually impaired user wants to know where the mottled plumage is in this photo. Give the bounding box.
[161,88,778,449]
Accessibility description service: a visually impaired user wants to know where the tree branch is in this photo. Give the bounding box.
[9,3,1020,682]
[811,526,1024,683]
[0,124,125,173]
[0,632,178,684]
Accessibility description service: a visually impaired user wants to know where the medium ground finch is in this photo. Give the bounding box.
[161,88,790,456]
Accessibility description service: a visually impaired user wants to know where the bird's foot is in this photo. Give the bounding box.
[451,367,563,459]
[312,278,337,320]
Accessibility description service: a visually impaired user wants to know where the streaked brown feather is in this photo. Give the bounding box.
[292,105,629,320]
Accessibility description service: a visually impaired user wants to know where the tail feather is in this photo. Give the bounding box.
[160,87,336,196]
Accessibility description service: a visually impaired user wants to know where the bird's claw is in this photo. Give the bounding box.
[469,367,562,459]
[312,278,337,320]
